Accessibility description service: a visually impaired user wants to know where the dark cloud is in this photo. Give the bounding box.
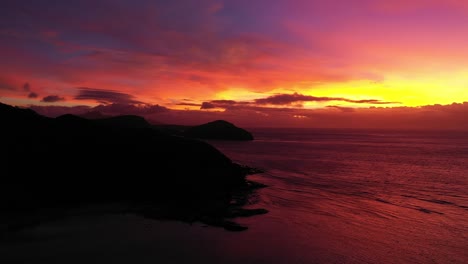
[28,92,38,98]
[254,93,398,105]
[200,93,398,110]
[75,87,143,104]
[93,103,169,116]
[0,78,16,90]
[255,93,335,105]
[351,99,397,104]
[210,100,238,105]
[23,82,40,99]
[327,106,355,113]
[41,95,65,102]
[200,99,258,109]
[176,103,202,107]
[201,100,251,109]
[23,82,30,92]
[200,100,245,109]
[201,102,216,109]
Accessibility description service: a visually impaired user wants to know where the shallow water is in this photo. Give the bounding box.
[1,128,467,263]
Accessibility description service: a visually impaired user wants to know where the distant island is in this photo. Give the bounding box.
[1,102,266,232]
[79,112,255,141]
[184,120,254,141]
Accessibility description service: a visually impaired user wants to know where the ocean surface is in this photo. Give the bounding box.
[2,128,468,263]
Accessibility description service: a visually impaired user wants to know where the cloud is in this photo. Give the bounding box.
[0,78,17,90]
[93,103,169,116]
[200,102,216,109]
[22,82,40,99]
[351,99,397,104]
[0,0,385,103]
[1,0,468,109]
[255,93,332,105]
[200,93,398,110]
[327,106,356,113]
[176,102,202,107]
[23,82,30,92]
[210,100,239,105]
[371,0,468,13]
[28,92,38,98]
[41,95,65,102]
[75,87,143,104]
[200,99,252,109]
[254,93,398,105]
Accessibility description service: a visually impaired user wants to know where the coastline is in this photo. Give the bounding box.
[2,102,268,233]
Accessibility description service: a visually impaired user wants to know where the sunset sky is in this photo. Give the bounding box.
[1,0,468,128]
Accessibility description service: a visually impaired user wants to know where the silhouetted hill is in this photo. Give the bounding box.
[56,113,90,126]
[184,120,254,141]
[1,102,47,125]
[56,114,152,129]
[153,124,191,135]
[79,110,110,119]
[93,115,153,129]
[1,102,266,231]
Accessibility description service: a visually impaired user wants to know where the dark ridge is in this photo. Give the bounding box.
[93,115,153,129]
[56,113,90,125]
[184,120,254,141]
[57,113,152,129]
[79,110,110,119]
[0,103,46,125]
[153,124,191,135]
[1,102,266,232]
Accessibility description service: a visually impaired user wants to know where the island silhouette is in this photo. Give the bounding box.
[1,102,266,232]
[184,120,254,140]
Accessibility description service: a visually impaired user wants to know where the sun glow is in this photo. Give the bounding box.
[306,74,468,107]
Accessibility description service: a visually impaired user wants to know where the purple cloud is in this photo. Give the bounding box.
[0,78,16,90]
[176,103,202,107]
[75,87,142,104]
[93,103,168,116]
[23,82,30,92]
[42,95,65,102]
[254,93,398,105]
[28,92,38,98]
[201,102,216,109]
[201,93,398,110]
[327,106,355,113]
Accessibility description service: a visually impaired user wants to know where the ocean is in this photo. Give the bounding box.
[207,128,468,263]
[1,128,467,263]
